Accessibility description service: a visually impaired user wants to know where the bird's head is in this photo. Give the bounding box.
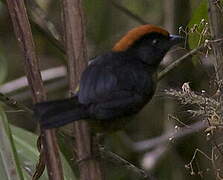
[112,25,183,67]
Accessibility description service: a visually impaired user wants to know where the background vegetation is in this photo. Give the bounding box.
[0,0,223,179]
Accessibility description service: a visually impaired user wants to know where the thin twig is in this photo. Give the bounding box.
[100,147,155,180]
[158,45,206,80]
[5,0,64,179]
[188,149,212,171]
[0,93,33,114]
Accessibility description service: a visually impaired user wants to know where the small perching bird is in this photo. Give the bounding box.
[34,24,183,130]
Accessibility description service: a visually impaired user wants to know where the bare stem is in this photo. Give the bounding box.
[62,0,104,179]
[5,0,64,179]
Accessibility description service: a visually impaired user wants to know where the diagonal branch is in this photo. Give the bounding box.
[25,0,65,55]
[100,147,154,180]
[0,0,65,54]
[5,0,64,179]
[125,120,208,152]
[157,45,206,80]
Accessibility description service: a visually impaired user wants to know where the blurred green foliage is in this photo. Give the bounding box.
[11,125,77,180]
[188,0,208,49]
[0,108,24,180]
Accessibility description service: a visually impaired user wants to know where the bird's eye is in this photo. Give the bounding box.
[152,39,158,45]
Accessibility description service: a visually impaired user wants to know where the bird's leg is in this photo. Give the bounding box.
[76,132,105,164]
[91,133,105,159]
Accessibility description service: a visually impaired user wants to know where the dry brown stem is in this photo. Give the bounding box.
[5,0,64,179]
[62,0,104,179]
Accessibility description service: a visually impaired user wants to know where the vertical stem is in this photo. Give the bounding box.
[208,0,223,110]
[5,0,64,179]
[62,0,104,179]
[208,0,223,80]
[208,0,223,175]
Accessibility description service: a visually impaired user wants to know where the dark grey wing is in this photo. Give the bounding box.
[78,53,154,108]
[78,62,118,104]
[78,59,155,120]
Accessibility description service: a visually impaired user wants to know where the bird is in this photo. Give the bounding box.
[34,24,183,130]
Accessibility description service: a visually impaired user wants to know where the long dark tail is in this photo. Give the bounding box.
[34,96,89,129]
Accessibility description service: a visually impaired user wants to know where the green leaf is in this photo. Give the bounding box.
[0,107,24,180]
[11,125,77,180]
[188,0,208,27]
[84,0,112,45]
[187,0,208,49]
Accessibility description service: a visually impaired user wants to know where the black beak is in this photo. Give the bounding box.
[169,34,184,46]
